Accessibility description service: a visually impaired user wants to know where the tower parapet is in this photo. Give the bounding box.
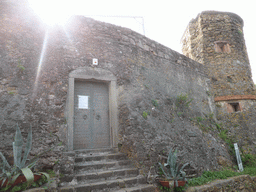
[182,11,256,113]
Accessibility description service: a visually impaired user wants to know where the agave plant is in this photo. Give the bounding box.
[0,124,49,188]
[158,148,189,186]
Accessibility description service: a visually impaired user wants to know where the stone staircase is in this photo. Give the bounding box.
[59,148,155,192]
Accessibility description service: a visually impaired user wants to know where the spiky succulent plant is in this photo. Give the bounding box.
[0,124,49,188]
[158,148,189,186]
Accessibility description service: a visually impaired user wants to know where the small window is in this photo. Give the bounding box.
[227,102,241,113]
[214,41,231,53]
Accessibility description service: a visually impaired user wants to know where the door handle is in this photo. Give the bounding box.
[96,114,101,120]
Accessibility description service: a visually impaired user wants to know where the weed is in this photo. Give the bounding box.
[215,123,222,131]
[17,63,25,71]
[176,94,193,108]
[175,186,185,192]
[218,128,236,156]
[152,99,158,107]
[206,91,211,96]
[118,143,122,149]
[142,111,148,119]
[219,130,228,140]
[241,153,256,167]
[208,113,214,120]
[59,173,65,178]
[54,159,59,165]
[46,169,56,177]
[196,116,204,123]
[8,91,15,95]
[144,84,149,89]
[192,115,215,133]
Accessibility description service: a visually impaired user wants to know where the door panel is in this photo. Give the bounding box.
[73,81,110,150]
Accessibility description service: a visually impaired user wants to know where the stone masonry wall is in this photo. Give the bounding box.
[182,11,256,98]
[187,175,256,192]
[0,2,232,175]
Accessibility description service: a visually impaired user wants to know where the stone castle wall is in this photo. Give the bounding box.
[182,11,256,98]
[0,2,232,174]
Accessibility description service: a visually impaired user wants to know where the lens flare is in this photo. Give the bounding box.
[32,29,49,99]
[28,0,73,26]
[62,26,79,54]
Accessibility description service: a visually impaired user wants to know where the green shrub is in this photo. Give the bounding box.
[188,167,256,187]
[241,153,256,167]
[188,169,239,186]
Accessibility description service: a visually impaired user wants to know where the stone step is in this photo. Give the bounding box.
[113,184,156,192]
[59,148,155,191]
[75,148,117,156]
[75,152,128,163]
[60,168,139,184]
[59,175,148,192]
[74,160,133,173]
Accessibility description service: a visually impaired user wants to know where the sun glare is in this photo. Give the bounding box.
[28,0,73,26]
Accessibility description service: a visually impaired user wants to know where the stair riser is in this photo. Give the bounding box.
[74,161,132,173]
[75,154,127,163]
[75,148,116,155]
[60,169,138,184]
[75,177,146,192]
[59,185,155,192]
[74,163,116,173]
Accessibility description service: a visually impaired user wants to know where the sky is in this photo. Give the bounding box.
[28,0,256,83]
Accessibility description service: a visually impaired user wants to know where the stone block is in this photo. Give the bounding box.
[24,188,45,192]
[114,169,126,177]
[140,185,156,192]
[137,175,146,184]
[106,180,119,188]
[75,184,92,192]
[126,168,138,176]
[90,181,108,190]
[118,179,126,188]
[123,177,137,187]
[97,171,113,179]
[59,175,73,183]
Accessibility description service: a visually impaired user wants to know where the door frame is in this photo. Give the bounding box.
[67,67,118,151]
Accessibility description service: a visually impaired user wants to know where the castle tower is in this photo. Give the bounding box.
[182,11,256,113]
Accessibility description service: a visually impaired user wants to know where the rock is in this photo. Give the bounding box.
[147,166,157,184]
[217,156,232,167]
[45,139,54,144]
[239,185,245,190]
